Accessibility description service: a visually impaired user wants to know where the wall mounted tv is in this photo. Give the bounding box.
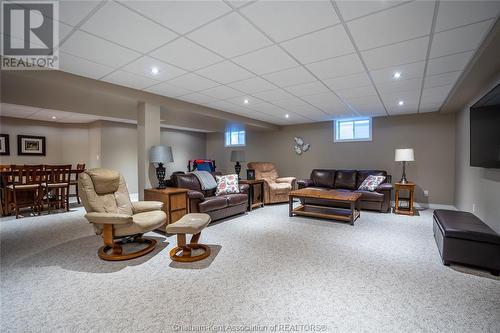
[470,83,500,168]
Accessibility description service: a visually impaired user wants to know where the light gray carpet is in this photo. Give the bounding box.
[1,204,499,332]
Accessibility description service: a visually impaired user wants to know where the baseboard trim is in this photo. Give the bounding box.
[391,201,456,210]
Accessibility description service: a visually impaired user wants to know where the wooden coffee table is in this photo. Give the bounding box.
[288,188,362,225]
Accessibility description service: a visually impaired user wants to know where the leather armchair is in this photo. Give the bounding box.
[78,168,166,261]
[246,162,296,204]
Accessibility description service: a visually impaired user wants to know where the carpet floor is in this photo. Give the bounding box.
[1,204,499,332]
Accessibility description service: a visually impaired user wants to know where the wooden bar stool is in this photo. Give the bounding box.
[166,213,211,262]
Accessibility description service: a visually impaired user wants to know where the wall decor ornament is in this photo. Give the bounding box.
[293,137,310,155]
[17,135,46,156]
[0,134,9,155]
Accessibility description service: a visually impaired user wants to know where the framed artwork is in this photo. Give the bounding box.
[246,169,255,180]
[0,134,9,155]
[17,135,46,156]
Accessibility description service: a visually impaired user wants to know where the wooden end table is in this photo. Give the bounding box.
[288,188,362,225]
[394,182,415,216]
[144,187,189,232]
[239,179,265,211]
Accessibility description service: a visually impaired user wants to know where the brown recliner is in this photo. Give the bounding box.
[246,162,296,204]
[78,168,166,261]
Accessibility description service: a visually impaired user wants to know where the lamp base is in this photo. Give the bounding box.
[156,163,167,189]
[234,161,241,179]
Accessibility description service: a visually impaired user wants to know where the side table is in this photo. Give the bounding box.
[144,187,189,232]
[239,179,265,211]
[394,182,415,216]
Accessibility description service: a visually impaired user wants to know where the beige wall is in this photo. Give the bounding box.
[207,112,456,205]
[161,128,207,174]
[454,80,500,233]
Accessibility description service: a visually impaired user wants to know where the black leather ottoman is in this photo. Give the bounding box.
[433,209,500,275]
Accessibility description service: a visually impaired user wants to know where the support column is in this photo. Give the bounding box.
[137,102,161,200]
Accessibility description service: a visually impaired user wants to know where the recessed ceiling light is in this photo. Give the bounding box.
[51,116,57,119]
[151,67,159,75]
[398,100,404,106]
[393,72,401,79]
[285,114,289,118]
[244,99,249,104]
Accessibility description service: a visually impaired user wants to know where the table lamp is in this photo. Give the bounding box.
[150,145,173,189]
[230,150,246,178]
[395,148,414,184]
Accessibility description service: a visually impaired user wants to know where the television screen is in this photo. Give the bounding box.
[470,85,500,168]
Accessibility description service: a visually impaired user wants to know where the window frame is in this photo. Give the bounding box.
[333,118,372,143]
[224,129,246,147]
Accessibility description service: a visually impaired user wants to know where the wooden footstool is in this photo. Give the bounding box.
[166,213,211,262]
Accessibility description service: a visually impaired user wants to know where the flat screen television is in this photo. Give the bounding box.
[470,84,500,168]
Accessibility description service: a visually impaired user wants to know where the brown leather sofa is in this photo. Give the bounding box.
[246,162,296,204]
[173,173,249,221]
[297,169,392,212]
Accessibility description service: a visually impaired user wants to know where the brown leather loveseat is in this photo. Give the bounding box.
[297,169,392,213]
[173,173,249,221]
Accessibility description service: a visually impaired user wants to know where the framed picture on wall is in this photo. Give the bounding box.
[17,135,46,156]
[0,134,9,155]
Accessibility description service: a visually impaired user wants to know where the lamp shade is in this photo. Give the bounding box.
[395,148,414,162]
[150,145,173,163]
[230,150,246,162]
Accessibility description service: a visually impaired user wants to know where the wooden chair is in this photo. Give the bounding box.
[42,165,71,213]
[69,163,85,204]
[5,165,44,218]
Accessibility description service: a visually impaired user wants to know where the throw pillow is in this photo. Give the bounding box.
[215,174,240,196]
[358,175,386,192]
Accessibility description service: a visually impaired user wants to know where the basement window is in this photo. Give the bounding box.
[225,130,246,147]
[334,118,372,142]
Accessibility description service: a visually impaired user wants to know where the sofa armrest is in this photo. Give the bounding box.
[85,212,133,225]
[276,177,296,184]
[132,201,164,213]
[376,183,393,191]
[188,190,205,201]
[239,183,249,194]
[297,179,313,189]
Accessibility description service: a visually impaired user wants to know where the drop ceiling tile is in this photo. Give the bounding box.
[122,1,232,34]
[376,77,422,94]
[232,45,298,75]
[381,89,420,106]
[168,73,219,92]
[347,1,434,50]
[386,102,419,115]
[80,1,177,53]
[59,52,114,79]
[435,1,500,32]
[227,1,253,9]
[61,30,141,67]
[200,85,244,100]
[285,81,330,97]
[272,98,325,117]
[177,93,218,105]
[421,85,453,104]
[187,12,272,58]
[196,61,254,84]
[57,0,100,26]
[263,66,317,87]
[301,92,349,115]
[370,61,425,84]
[323,72,372,90]
[102,70,160,90]
[426,51,474,75]
[150,38,223,71]
[336,0,407,21]
[225,95,254,106]
[344,95,387,116]
[336,85,378,98]
[145,82,193,98]
[122,56,186,82]
[424,71,462,89]
[419,104,441,113]
[251,89,295,102]
[0,104,40,118]
[227,77,277,93]
[430,20,493,58]
[362,36,429,70]
[281,25,354,64]
[306,53,365,79]
[240,1,339,42]
[246,101,285,115]
[203,100,241,112]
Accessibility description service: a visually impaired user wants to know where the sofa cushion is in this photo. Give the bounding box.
[198,196,228,212]
[354,190,384,202]
[224,193,247,207]
[358,175,386,191]
[356,170,387,188]
[215,174,240,196]
[334,170,357,190]
[433,209,500,245]
[311,169,335,188]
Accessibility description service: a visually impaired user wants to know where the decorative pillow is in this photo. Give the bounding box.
[215,174,240,196]
[358,175,386,192]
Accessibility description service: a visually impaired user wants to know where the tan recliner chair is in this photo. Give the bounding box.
[247,162,296,204]
[78,168,166,261]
